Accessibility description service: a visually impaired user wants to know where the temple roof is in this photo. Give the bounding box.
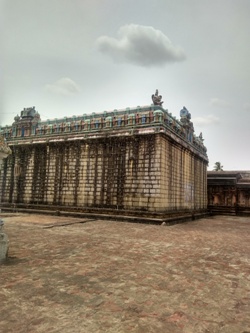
[0,102,208,160]
[208,171,250,188]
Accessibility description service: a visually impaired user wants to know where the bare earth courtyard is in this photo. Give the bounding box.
[0,214,250,333]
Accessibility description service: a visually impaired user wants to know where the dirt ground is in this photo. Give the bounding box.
[0,213,250,333]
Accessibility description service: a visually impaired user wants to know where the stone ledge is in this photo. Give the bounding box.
[0,206,209,225]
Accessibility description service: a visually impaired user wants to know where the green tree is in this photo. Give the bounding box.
[213,161,224,171]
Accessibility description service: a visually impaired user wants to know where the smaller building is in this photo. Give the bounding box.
[208,171,250,215]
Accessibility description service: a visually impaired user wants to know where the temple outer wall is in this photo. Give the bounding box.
[159,136,207,212]
[1,132,207,213]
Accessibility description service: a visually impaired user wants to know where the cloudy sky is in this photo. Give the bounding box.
[1,0,250,170]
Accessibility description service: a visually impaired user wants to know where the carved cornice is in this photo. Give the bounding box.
[1,104,208,161]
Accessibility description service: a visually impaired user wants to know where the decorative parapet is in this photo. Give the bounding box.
[0,101,208,161]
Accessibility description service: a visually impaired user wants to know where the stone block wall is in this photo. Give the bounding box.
[1,133,207,213]
[158,135,207,212]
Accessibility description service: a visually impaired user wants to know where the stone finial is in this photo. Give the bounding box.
[152,89,164,106]
[14,114,20,122]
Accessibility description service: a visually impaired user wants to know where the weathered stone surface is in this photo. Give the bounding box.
[0,213,250,332]
[0,232,8,261]
[0,135,11,160]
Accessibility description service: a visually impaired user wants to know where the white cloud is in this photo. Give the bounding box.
[96,24,186,67]
[193,114,220,126]
[45,78,80,96]
[210,98,230,108]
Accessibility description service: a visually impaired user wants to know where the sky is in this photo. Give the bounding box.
[1,0,250,170]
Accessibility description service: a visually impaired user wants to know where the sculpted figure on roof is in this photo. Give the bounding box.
[152,89,163,106]
[0,134,11,157]
[180,106,191,120]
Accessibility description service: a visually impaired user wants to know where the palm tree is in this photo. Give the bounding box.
[213,161,224,171]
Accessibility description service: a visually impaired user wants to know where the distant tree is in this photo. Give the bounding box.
[213,161,224,171]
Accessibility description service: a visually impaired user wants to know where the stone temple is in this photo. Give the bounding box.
[0,92,208,218]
